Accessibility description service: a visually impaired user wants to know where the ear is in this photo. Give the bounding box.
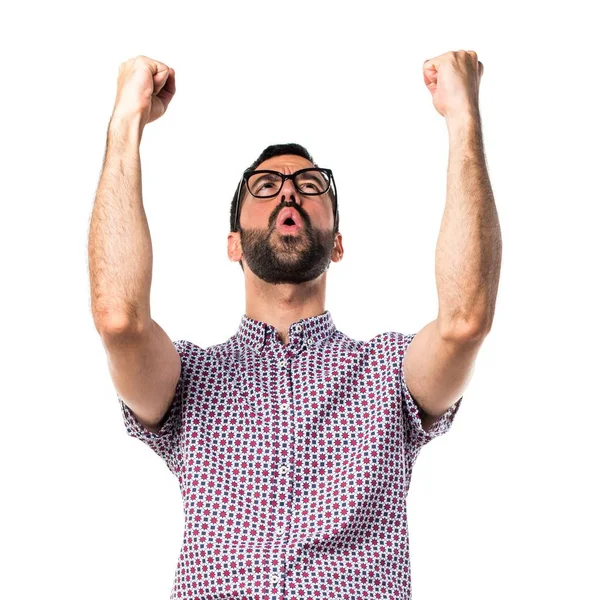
[227,232,243,262]
[331,232,344,263]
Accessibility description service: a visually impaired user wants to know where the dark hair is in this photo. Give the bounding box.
[229,142,339,235]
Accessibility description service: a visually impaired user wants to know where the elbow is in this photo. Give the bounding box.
[93,311,144,338]
[437,317,491,343]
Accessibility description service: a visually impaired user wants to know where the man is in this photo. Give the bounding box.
[89,52,501,599]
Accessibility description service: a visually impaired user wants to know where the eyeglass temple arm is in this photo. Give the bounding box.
[234,176,244,232]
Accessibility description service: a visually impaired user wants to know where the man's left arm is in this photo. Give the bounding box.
[404,50,503,431]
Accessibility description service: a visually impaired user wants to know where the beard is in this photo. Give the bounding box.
[239,205,336,285]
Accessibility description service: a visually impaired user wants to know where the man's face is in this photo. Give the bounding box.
[234,154,340,285]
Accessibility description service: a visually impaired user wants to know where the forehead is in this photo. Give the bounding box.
[255,154,315,174]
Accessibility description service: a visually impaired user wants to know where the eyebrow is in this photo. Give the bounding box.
[254,169,321,183]
[298,171,322,182]
[254,172,279,181]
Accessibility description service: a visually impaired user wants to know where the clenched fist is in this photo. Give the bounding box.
[111,55,176,128]
[423,50,483,121]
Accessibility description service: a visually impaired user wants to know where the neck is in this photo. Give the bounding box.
[244,270,328,345]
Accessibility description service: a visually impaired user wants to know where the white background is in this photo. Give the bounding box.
[1,0,598,598]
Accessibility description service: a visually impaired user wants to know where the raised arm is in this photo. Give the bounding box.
[88,56,180,432]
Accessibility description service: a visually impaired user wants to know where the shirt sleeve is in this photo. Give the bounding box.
[117,338,190,476]
[398,332,463,466]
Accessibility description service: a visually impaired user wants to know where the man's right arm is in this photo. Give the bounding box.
[88,112,180,432]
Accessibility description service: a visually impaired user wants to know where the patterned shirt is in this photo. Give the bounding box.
[118,310,462,599]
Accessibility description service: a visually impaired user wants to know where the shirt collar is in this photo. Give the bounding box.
[236,310,336,352]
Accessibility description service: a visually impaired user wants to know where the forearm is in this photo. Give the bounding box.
[435,111,502,340]
[88,114,153,333]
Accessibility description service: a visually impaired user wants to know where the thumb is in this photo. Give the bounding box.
[153,66,171,95]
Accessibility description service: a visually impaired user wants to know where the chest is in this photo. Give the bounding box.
[179,345,406,500]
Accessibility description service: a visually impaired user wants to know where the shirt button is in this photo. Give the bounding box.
[306,337,314,345]
[293,324,302,333]
[278,359,286,367]
[275,525,286,536]
[279,464,289,475]
[270,573,280,584]
[280,402,288,411]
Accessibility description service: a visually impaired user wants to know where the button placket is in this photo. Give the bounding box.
[273,330,295,589]
[273,460,290,586]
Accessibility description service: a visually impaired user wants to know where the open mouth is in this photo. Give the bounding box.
[276,214,303,233]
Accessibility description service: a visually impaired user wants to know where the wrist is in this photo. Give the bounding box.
[446,106,480,126]
[446,110,482,148]
[108,111,145,145]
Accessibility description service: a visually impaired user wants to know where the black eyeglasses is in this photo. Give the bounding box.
[233,167,338,232]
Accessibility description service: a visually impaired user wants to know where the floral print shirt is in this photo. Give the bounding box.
[118,310,462,599]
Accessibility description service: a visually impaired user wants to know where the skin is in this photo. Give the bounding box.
[227,154,344,346]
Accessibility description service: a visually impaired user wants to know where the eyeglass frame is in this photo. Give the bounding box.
[232,166,338,232]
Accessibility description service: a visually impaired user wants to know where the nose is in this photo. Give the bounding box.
[279,176,301,205]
